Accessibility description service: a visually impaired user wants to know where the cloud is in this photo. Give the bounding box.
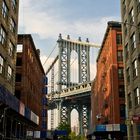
[19,0,119,84]
[19,1,120,44]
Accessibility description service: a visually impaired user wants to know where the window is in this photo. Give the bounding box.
[126,68,130,83]
[15,73,21,82]
[124,25,127,36]
[0,55,4,74]
[138,23,140,42]
[116,34,122,45]
[8,41,15,57]
[125,44,129,60]
[7,65,12,81]
[0,26,6,45]
[16,57,22,66]
[123,0,126,15]
[2,1,8,19]
[132,59,138,77]
[119,85,125,98]
[129,8,134,23]
[117,50,123,61]
[10,18,16,33]
[128,93,132,109]
[137,125,140,135]
[17,44,23,52]
[134,88,140,106]
[118,68,124,79]
[12,0,16,11]
[130,33,136,50]
[120,104,125,118]
[137,1,140,13]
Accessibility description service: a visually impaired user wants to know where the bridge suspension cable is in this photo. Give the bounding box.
[43,43,57,66]
[47,71,59,88]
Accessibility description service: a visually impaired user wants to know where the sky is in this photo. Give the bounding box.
[18,0,121,129]
[18,0,121,60]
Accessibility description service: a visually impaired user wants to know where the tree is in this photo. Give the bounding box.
[69,132,77,140]
[56,122,71,140]
[69,132,86,140]
[56,122,86,140]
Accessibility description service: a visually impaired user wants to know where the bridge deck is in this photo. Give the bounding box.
[47,81,92,100]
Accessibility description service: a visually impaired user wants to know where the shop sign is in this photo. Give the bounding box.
[37,116,39,125]
[132,115,140,123]
[132,116,140,121]
[31,111,39,125]
[96,125,106,131]
[106,124,113,131]
[34,131,40,138]
[27,131,33,137]
[19,101,25,116]
[113,124,120,131]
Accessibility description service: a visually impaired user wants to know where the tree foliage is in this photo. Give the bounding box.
[57,122,71,140]
[56,122,86,140]
[57,122,71,134]
[69,132,86,140]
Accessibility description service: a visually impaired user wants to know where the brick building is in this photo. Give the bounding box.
[16,34,48,138]
[91,21,126,139]
[0,0,47,139]
[120,0,140,139]
[0,0,22,139]
[0,0,19,95]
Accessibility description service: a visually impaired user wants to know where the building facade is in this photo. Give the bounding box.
[16,34,48,138]
[0,0,19,95]
[0,0,21,139]
[121,0,140,139]
[0,1,48,139]
[91,21,126,139]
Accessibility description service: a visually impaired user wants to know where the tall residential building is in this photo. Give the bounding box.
[0,0,21,139]
[91,21,126,139]
[0,0,19,95]
[121,0,140,139]
[16,34,47,138]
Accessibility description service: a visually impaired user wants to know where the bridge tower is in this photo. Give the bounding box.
[56,34,92,134]
[46,34,100,134]
[57,34,90,91]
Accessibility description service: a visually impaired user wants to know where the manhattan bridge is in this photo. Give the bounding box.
[45,34,100,135]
